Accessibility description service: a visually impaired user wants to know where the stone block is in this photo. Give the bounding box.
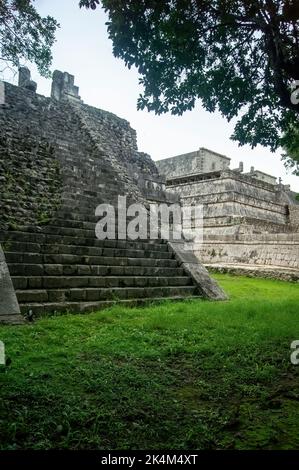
[168,241,228,300]
[0,245,24,324]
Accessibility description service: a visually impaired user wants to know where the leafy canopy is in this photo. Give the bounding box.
[281,123,299,175]
[80,0,299,159]
[0,0,59,77]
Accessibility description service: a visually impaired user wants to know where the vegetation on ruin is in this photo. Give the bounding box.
[1,274,298,450]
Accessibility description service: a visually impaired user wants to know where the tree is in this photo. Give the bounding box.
[80,0,299,165]
[281,123,299,175]
[0,0,59,77]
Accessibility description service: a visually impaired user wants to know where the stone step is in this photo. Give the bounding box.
[51,218,97,230]
[56,204,152,223]
[16,286,198,303]
[2,224,104,238]
[19,296,203,316]
[16,224,107,238]
[12,275,192,290]
[4,246,174,264]
[0,232,168,252]
[7,255,178,275]
[8,263,185,277]
[51,212,155,231]
[0,314,26,325]
[55,211,98,223]
[60,194,144,207]
[60,191,122,204]
[40,242,172,259]
[6,223,161,240]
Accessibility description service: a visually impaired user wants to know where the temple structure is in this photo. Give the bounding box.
[0,69,226,323]
[156,149,299,273]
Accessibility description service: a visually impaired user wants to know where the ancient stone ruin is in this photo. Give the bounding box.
[157,149,299,280]
[0,69,227,324]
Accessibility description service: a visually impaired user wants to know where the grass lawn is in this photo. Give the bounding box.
[0,274,299,450]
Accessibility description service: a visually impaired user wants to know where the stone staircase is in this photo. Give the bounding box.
[0,218,202,317]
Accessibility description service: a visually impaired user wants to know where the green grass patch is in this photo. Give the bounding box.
[0,274,298,450]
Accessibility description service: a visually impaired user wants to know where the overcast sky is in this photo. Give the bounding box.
[5,0,299,191]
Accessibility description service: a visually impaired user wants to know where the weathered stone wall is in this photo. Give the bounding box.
[196,232,299,269]
[0,81,109,228]
[289,205,299,226]
[167,171,289,226]
[167,171,283,200]
[0,78,168,231]
[202,217,294,236]
[0,128,61,230]
[206,265,299,282]
[69,100,173,205]
[245,169,277,185]
[156,148,230,178]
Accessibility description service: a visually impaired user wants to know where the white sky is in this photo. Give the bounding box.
[4,0,299,191]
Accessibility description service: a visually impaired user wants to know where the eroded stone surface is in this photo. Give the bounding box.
[0,244,24,324]
[168,241,228,301]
